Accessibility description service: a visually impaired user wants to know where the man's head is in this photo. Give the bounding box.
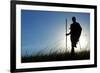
[72,16,76,23]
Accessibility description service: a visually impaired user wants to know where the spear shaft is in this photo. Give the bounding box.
[66,18,67,51]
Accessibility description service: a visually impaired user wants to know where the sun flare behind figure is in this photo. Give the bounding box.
[59,32,89,53]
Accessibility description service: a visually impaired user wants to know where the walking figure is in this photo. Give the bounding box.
[66,17,82,56]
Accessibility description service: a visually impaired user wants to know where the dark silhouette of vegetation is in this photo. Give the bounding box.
[22,50,90,63]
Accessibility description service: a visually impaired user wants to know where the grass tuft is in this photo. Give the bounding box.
[22,50,90,63]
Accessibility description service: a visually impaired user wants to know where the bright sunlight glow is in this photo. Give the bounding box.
[59,32,90,53]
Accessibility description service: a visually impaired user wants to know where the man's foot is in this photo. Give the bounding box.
[73,44,77,48]
[75,45,77,48]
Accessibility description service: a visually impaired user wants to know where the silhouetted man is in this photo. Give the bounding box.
[66,17,82,56]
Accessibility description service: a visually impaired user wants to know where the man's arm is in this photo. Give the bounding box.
[66,24,71,36]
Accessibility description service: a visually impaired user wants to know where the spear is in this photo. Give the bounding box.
[66,18,67,52]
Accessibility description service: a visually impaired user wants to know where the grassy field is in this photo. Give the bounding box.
[21,51,90,63]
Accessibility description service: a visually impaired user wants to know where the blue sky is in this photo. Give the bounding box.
[21,10,90,56]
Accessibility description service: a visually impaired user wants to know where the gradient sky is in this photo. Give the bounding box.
[21,10,90,56]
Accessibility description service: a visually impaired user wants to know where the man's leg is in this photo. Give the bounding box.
[71,43,75,57]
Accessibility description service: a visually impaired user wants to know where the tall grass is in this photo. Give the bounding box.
[21,39,90,63]
[22,49,90,63]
